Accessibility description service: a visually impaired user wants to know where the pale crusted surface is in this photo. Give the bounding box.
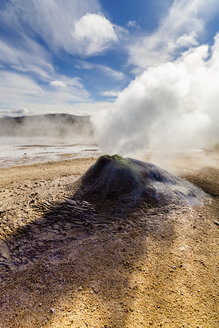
[0,158,95,189]
[0,154,218,328]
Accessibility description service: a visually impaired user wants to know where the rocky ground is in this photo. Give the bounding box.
[0,154,218,328]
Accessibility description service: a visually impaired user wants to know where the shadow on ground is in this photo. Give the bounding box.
[0,179,178,328]
[0,167,218,327]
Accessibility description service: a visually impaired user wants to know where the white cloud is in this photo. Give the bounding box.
[102,91,120,97]
[50,81,66,88]
[50,77,84,89]
[127,20,137,28]
[75,61,94,70]
[8,0,101,52]
[0,72,43,110]
[0,71,90,115]
[94,34,219,154]
[97,65,125,80]
[72,13,118,56]
[75,61,125,81]
[0,0,125,113]
[175,32,198,48]
[0,1,105,116]
[0,0,126,117]
[0,38,53,79]
[129,0,219,68]
[1,1,121,57]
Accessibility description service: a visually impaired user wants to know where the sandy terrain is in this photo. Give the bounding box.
[0,153,218,328]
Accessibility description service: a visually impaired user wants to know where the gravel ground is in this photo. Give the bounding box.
[0,153,218,328]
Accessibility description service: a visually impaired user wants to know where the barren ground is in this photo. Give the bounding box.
[0,153,218,328]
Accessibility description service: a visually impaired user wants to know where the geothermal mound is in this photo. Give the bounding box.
[79,155,208,206]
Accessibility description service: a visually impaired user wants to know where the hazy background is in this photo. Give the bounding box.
[0,0,218,167]
[0,114,98,167]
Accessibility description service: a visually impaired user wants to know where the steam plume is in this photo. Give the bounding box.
[94,35,219,155]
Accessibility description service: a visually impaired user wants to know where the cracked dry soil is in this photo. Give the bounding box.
[0,155,218,328]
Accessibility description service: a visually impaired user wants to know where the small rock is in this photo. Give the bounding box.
[78,286,83,291]
[66,199,76,205]
[214,221,219,226]
[91,285,99,293]
[179,246,187,251]
[50,308,55,313]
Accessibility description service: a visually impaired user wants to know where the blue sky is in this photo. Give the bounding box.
[0,0,218,117]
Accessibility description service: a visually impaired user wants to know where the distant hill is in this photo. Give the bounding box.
[0,113,94,138]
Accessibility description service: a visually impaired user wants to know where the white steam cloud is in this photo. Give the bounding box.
[94,34,219,155]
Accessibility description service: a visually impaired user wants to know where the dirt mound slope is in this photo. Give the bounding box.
[0,155,218,328]
[79,155,208,206]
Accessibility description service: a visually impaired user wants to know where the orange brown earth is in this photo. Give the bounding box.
[0,152,218,328]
